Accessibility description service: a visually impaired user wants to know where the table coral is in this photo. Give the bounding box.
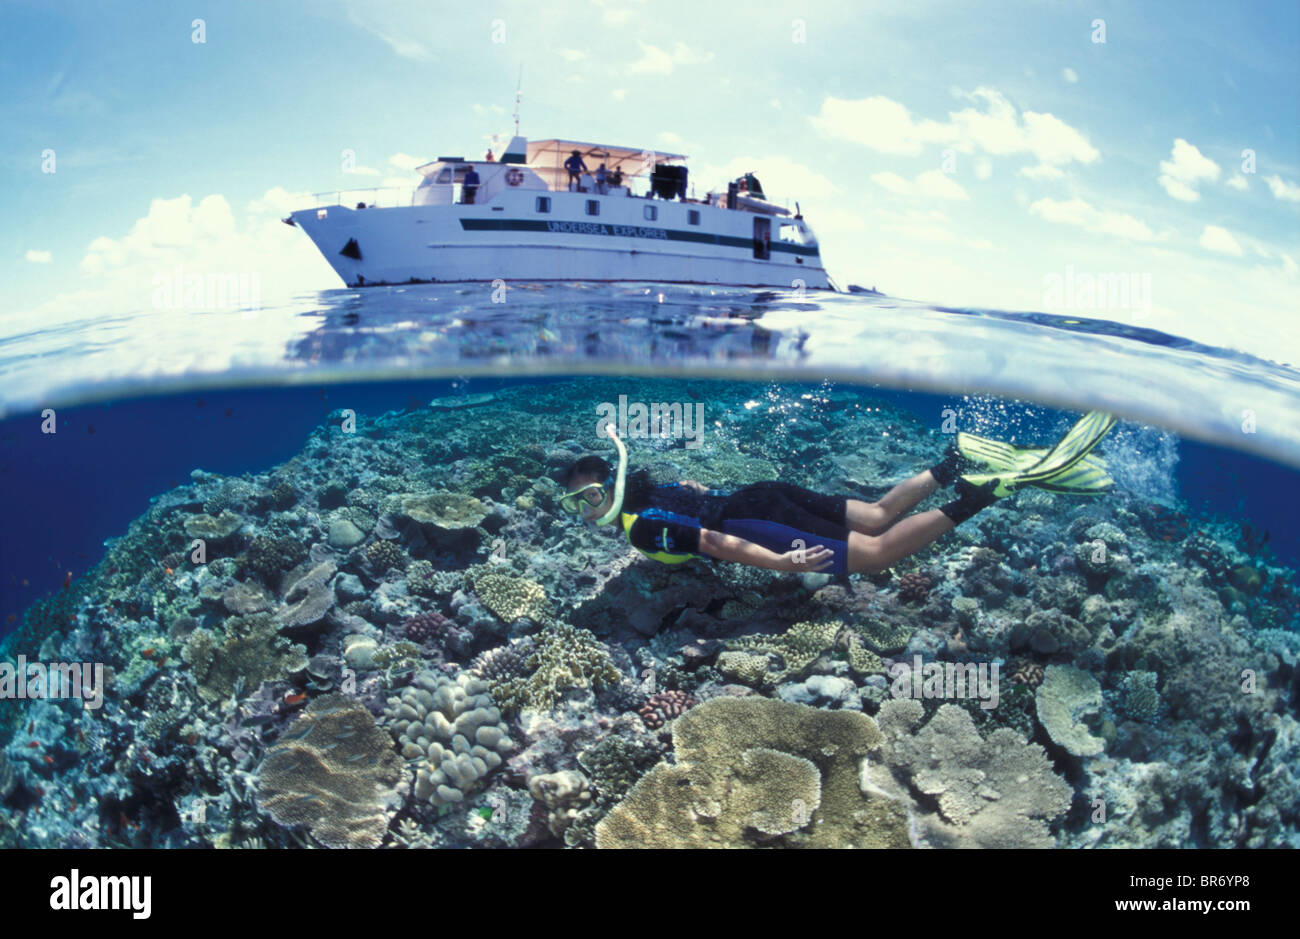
[256,694,404,849]
[1036,664,1106,756]
[595,696,910,849]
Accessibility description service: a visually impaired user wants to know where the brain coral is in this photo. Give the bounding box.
[595,696,910,849]
[384,671,514,806]
[256,694,404,848]
[1036,664,1106,756]
[871,699,1073,848]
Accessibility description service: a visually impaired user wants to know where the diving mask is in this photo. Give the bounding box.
[559,423,628,525]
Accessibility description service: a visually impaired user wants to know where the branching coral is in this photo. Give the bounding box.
[487,625,620,713]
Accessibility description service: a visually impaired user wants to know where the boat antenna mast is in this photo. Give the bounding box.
[513,64,523,136]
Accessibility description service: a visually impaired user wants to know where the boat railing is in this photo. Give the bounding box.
[310,187,417,209]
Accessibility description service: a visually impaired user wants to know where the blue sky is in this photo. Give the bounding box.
[3,0,1298,362]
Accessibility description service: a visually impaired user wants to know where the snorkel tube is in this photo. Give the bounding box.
[593,422,628,526]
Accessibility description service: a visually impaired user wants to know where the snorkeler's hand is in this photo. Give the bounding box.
[780,545,834,572]
[680,480,709,493]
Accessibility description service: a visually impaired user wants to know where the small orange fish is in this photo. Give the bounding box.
[284,692,307,705]
[26,741,40,749]
[42,755,54,766]
[62,571,72,590]
[164,567,173,576]
[142,648,155,659]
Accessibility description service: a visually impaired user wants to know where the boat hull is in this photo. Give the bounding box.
[290,190,833,290]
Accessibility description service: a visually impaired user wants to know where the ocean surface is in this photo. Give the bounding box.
[0,283,1297,849]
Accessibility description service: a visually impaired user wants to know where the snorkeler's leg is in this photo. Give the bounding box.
[847,510,953,572]
[847,478,1000,571]
[845,470,940,535]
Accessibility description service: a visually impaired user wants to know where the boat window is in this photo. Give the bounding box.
[644,205,657,221]
[688,210,700,225]
[536,196,551,213]
[779,222,808,244]
[435,168,452,184]
[586,200,600,216]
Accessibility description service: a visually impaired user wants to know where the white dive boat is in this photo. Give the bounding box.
[286,135,836,290]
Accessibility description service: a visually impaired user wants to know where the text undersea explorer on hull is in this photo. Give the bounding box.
[559,412,1118,574]
[286,135,837,290]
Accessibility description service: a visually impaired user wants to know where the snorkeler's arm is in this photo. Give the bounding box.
[697,528,833,571]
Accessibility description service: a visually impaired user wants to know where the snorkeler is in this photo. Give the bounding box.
[559,411,1116,574]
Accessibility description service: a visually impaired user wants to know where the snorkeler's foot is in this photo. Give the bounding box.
[928,441,977,486]
[939,477,1001,524]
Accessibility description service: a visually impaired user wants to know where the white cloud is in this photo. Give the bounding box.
[1226,174,1249,191]
[658,131,684,145]
[693,156,835,202]
[974,157,993,180]
[627,41,712,75]
[1199,224,1243,256]
[1264,174,1300,202]
[346,2,433,60]
[25,249,52,263]
[1157,138,1220,202]
[347,165,380,177]
[558,49,586,62]
[810,87,1098,168]
[1019,163,1065,180]
[1062,68,1078,83]
[603,8,634,24]
[1029,196,1157,241]
[611,88,626,101]
[771,99,782,110]
[388,153,425,172]
[870,170,970,200]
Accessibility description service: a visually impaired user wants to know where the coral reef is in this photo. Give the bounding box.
[384,671,514,806]
[487,625,621,713]
[596,697,911,849]
[256,694,404,848]
[1036,665,1105,757]
[637,690,697,729]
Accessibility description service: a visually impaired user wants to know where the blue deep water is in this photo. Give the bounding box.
[0,284,1297,849]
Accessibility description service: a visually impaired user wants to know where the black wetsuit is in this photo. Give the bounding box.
[620,473,852,573]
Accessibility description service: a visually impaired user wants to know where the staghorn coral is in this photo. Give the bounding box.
[870,699,1072,848]
[384,671,514,806]
[181,612,308,703]
[473,571,554,626]
[488,625,620,713]
[1036,665,1106,756]
[595,696,910,849]
[256,694,404,848]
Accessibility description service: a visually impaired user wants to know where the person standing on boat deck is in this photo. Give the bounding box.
[485,148,494,161]
[610,167,624,190]
[462,165,481,204]
[596,163,609,194]
[564,150,588,191]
